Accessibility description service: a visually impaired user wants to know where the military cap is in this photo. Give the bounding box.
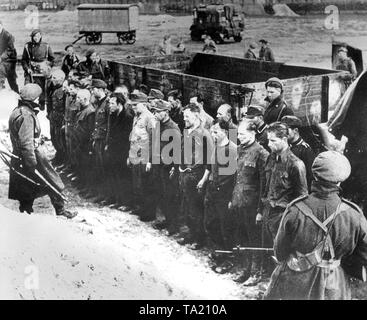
[91,79,107,89]
[30,29,41,38]
[139,84,149,95]
[281,115,302,128]
[265,77,283,91]
[150,99,172,112]
[20,83,42,101]
[148,88,164,100]
[312,151,351,183]
[337,46,348,53]
[245,105,265,117]
[85,48,96,57]
[64,44,73,51]
[167,89,181,99]
[50,69,65,82]
[130,91,148,104]
[259,39,268,44]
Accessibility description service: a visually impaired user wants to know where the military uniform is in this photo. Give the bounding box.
[8,99,65,215]
[21,38,55,109]
[91,94,109,196]
[263,96,294,125]
[290,137,316,190]
[256,122,269,151]
[64,93,79,168]
[265,181,367,300]
[104,106,134,205]
[78,59,111,85]
[180,125,214,246]
[0,28,18,92]
[47,83,66,164]
[152,115,182,233]
[129,103,157,220]
[244,48,256,60]
[263,148,308,242]
[61,53,79,77]
[259,46,274,62]
[336,57,357,82]
[74,103,95,188]
[231,141,269,272]
[204,140,237,249]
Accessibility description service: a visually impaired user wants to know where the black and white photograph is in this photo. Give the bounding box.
[0,0,367,305]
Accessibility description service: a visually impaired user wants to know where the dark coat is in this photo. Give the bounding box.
[8,100,64,201]
[0,29,17,61]
[21,40,55,72]
[265,181,367,300]
[264,96,294,125]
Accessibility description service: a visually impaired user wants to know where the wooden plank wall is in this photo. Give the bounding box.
[109,54,346,125]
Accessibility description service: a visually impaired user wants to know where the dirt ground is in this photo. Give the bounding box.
[1,10,367,300]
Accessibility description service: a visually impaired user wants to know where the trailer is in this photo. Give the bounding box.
[74,3,139,45]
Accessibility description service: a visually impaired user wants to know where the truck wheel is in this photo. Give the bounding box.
[214,34,224,44]
[94,33,102,44]
[190,31,201,41]
[234,35,242,42]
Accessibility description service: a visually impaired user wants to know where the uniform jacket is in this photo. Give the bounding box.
[152,117,181,168]
[0,29,17,61]
[265,180,367,300]
[61,53,79,76]
[290,137,316,189]
[263,147,308,209]
[180,125,214,172]
[74,104,95,152]
[129,108,155,164]
[64,94,79,125]
[336,57,357,81]
[92,96,109,141]
[232,141,269,209]
[8,100,64,201]
[106,107,133,161]
[244,48,256,60]
[263,96,294,125]
[21,40,55,72]
[207,140,237,200]
[259,46,275,62]
[256,122,269,151]
[77,58,110,82]
[47,84,65,124]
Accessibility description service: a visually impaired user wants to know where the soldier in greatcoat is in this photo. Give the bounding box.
[265,151,367,300]
[8,83,76,219]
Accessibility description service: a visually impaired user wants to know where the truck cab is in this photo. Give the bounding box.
[190,4,245,44]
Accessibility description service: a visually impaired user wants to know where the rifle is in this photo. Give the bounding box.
[0,147,67,202]
[215,246,274,255]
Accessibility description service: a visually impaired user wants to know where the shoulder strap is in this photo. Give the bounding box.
[25,43,31,60]
[276,104,287,122]
[295,201,328,232]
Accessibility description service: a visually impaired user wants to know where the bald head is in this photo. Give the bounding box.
[76,89,91,107]
[217,104,232,123]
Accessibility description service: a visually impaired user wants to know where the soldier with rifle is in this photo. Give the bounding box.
[7,83,76,219]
